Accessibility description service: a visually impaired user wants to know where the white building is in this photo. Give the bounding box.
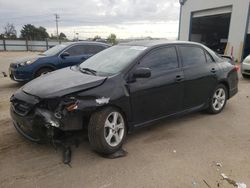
[179,0,250,62]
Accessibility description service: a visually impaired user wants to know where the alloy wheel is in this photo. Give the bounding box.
[212,88,226,111]
[104,112,125,147]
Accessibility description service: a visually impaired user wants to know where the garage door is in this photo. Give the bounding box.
[190,6,232,53]
[192,6,232,18]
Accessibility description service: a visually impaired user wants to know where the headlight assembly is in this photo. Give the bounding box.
[19,59,37,66]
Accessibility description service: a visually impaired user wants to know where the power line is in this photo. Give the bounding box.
[55,13,60,41]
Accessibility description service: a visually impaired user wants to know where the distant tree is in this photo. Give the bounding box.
[93,35,101,41]
[0,34,4,39]
[50,33,57,40]
[36,26,49,40]
[3,23,17,39]
[107,33,118,45]
[20,24,49,40]
[59,32,67,40]
[20,24,37,40]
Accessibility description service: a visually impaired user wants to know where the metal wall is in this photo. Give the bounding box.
[0,39,63,51]
[179,0,250,62]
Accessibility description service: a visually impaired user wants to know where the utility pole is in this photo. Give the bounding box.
[178,0,186,40]
[55,14,60,42]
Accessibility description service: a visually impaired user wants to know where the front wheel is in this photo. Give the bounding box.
[207,84,228,114]
[35,68,53,78]
[88,107,127,154]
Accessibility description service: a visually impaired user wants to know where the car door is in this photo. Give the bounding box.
[59,45,91,68]
[128,46,184,125]
[178,45,218,109]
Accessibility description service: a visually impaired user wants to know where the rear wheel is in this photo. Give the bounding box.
[35,68,53,78]
[207,84,228,114]
[88,107,127,154]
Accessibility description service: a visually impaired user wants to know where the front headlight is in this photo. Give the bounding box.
[19,59,37,66]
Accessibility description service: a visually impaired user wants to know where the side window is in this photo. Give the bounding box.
[86,45,105,54]
[65,45,87,56]
[139,47,178,74]
[205,52,214,63]
[179,46,206,66]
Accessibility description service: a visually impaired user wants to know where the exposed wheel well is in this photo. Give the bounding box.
[97,105,127,121]
[34,66,56,77]
[89,104,129,130]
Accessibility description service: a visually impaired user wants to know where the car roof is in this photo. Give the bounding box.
[119,40,202,47]
[63,41,111,47]
[119,40,221,61]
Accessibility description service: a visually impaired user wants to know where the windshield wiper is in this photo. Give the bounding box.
[80,68,97,75]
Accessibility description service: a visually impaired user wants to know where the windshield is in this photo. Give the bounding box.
[42,44,68,56]
[79,45,147,76]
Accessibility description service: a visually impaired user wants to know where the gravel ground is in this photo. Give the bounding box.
[0,51,250,188]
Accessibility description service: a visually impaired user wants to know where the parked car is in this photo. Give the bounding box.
[10,40,239,155]
[9,41,110,82]
[241,54,250,78]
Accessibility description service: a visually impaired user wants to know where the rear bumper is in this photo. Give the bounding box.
[229,87,238,98]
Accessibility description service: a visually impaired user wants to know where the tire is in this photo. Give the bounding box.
[207,84,228,114]
[35,67,53,78]
[88,107,127,154]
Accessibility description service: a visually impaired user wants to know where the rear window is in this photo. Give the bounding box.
[179,46,206,66]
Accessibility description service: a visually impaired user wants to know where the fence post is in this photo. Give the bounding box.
[3,39,6,51]
[45,38,49,50]
[25,39,28,51]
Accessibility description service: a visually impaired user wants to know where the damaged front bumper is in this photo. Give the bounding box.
[10,100,83,143]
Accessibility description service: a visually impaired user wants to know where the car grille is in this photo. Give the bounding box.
[11,99,33,116]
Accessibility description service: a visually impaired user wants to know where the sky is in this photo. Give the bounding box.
[0,0,180,39]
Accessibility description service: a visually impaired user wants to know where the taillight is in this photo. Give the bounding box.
[234,65,240,72]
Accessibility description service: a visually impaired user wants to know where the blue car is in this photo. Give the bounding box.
[9,41,110,82]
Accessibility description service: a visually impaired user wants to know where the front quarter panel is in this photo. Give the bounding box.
[75,75,132,124]
[32,56,58,74]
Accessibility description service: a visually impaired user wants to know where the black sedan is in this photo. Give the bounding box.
[10,40,238,154]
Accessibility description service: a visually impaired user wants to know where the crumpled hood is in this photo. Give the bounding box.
[22,67,107,98]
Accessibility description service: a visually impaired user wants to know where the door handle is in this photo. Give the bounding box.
[175,75,184,82]
[211,68,216,73]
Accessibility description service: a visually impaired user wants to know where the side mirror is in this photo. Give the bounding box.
[133,67,151,79]
[60,52,70,58]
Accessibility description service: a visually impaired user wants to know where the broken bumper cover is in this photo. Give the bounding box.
[10,105,59,143]
[10,103,83,143]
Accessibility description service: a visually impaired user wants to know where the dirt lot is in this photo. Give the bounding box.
[0,52,250,188]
